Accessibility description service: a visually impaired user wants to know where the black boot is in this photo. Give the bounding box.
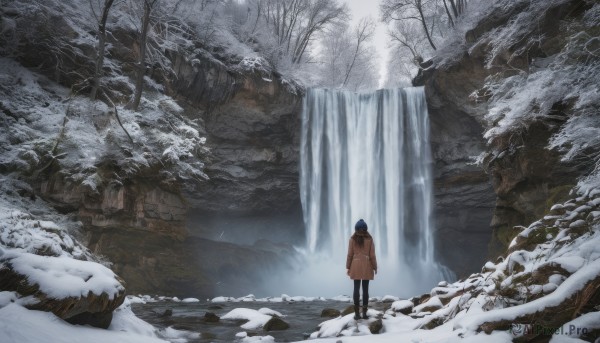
[362,305,368,319]
[353,305,360,320]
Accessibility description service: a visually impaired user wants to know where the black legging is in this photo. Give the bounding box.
[353,279,369,306]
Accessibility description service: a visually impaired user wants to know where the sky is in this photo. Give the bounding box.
[343,0,389,88]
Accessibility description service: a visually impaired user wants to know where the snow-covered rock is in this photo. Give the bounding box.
[220,308,272,330]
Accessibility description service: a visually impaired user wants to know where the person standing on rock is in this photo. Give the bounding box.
[346,219,378,320]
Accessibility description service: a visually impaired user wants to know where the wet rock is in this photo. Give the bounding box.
[320,308,341,318]
[341,305,355,316]
[263,316,289,331]
[66,311,113,329]
[422,317,444,330]
[159,309,173,318]
[201,332,217,340]
[204,312,220,323]
[368,319,383,334]
[173,324,194,331]
[411,294,430,307]
[208,304,223,310]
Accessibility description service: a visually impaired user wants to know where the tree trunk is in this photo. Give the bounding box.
[442,0,455,28]
[416,1,436,50]
[448,0,459,17]
[90,0,115,100]
[130,0,153,111]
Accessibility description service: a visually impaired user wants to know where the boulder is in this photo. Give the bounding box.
[204,312,220,323]
[0,251,126,329]
[368,319,383,334]
[341,305,355,316]
[391,300,414,315]
[201,332,217,340]
[263,317,289,331]
[320,308,341,318]
[159,309,173,318]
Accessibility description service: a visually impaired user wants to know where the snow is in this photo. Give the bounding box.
[312,313,357,338]
[4,250,124,300]
[330,295,352,302]
[211,296,235,303]
[569,219,587,229]
[390,300,413,312]
[240,335,275,342]
[211,294,330,303]
[553,311,600,340]
[181,298,199,303]
[109,298,157,337]
[157,327,200,342]
[258,308,284,317]
[380,295,400,302]
[0,303,166,343]
[0,56,208,194]
[413,296,443,313]
[456,258,600,331]
[220,308,272,330]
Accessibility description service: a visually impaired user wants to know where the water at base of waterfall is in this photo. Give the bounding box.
[288,87,453,297]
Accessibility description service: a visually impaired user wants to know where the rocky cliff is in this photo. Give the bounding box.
[0,0,303,296]
[416,0,598,263]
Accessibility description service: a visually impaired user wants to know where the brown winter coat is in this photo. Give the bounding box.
[346,234,378,280]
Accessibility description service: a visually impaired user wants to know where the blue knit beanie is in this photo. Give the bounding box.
[355,219,368,231]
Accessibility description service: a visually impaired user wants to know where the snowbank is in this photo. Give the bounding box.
[3,250,124,300]
[0,303,166,343]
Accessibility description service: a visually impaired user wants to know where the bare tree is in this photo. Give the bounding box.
[441,0,454,28]
[89,0,116,100]
[342,17,375,87]
[381,0,437,50]
[319,24,349,87]
[130,0,159,111]
[258,0,349,65]
[388,20,426,65]
[317,18,379,91]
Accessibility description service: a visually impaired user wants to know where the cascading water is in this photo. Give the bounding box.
[296,87,452,297]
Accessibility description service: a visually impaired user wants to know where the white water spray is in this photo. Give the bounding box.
[296,87,452,297]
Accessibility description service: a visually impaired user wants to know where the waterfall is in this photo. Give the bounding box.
[298,87,452,297]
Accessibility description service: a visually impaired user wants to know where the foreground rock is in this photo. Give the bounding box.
[368,319,383,334]
[263,317,290,331]
[0,194,127,329]
[321,308,341,318]
[0,251,126,328]
[204,312,220,323]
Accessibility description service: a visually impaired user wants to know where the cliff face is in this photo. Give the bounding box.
[415,0,597,263]
[168,54,302,215]
[1,1,303,296]
[427,100,496,277]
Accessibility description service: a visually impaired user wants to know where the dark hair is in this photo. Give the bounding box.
[352,230,372,247]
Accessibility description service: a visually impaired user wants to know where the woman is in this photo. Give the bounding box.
[346,219,378,320]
